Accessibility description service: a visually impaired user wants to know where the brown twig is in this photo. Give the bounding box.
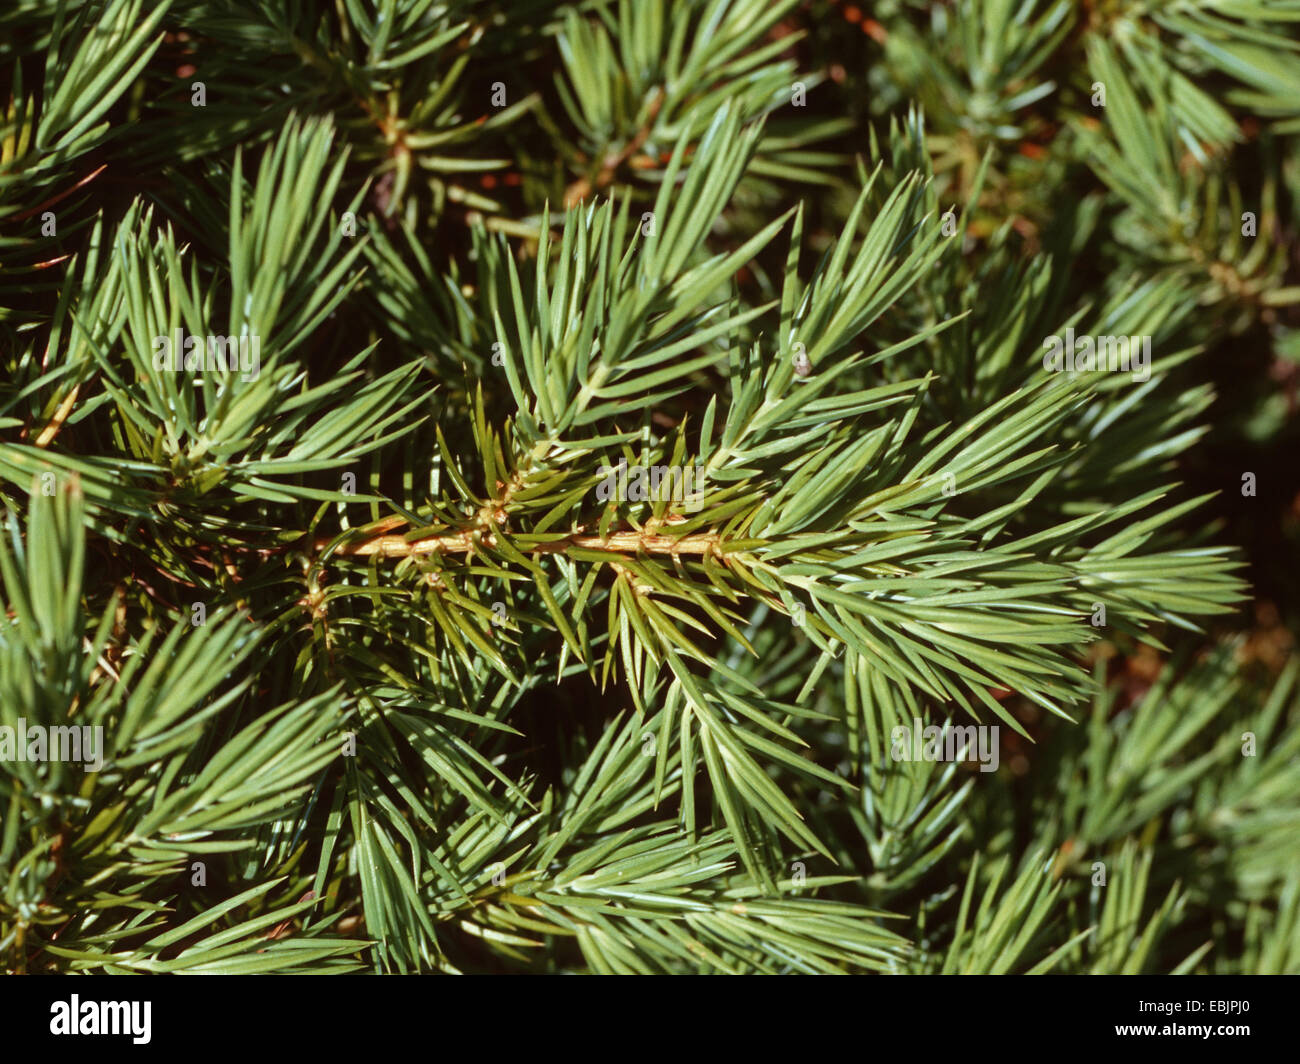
[9,164,107,222]
[564,89,665,207]
[31,384,80,446]
[316,527,723,560]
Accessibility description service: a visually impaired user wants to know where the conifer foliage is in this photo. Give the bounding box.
[0,0,1296,974]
